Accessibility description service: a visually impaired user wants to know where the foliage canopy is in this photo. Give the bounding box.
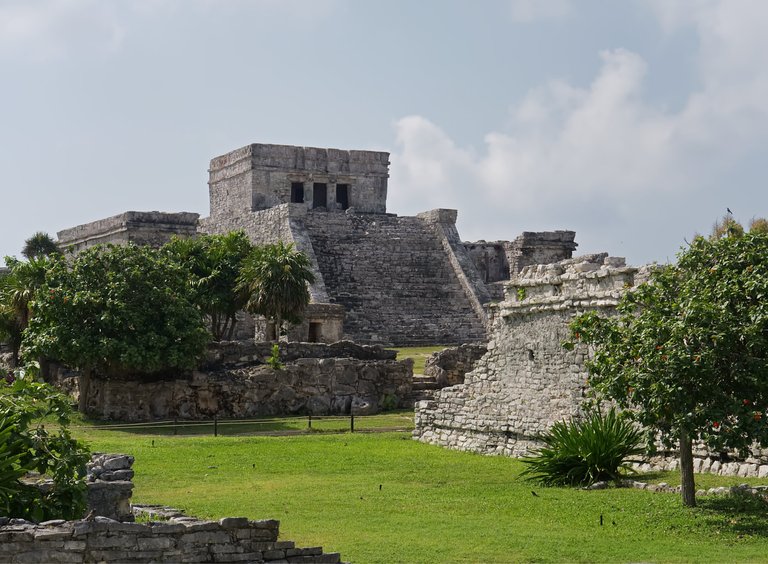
[24,244,209,411]
[163,231,253,341]
[0,257,49,366]
[0,371,90,521]
[238,241,315,340]
[21,232,60,260]
[569,231,768,505]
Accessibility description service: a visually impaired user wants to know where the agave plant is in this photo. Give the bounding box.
[521,408,644,487]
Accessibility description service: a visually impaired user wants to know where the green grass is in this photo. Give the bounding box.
[393,345,445,374]
[76,427,768,563]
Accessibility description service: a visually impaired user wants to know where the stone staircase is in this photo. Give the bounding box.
[406,374,441,405]
[302,212,487,345]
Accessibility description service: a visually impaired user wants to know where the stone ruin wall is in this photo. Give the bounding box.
[414,256,647,457]
[4,453,342,564]
[464,230,578,300]
[56,211,199,254]
[423,344,488,387]
[414,256,768,478]
[51,342,412,422]
[208,143,389,216]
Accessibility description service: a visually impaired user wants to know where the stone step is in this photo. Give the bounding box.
[412,381,440,391]
[412,375,436,384]
[305,213,488,345]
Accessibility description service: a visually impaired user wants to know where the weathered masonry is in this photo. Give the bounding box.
[56,142,579,345]
[57,211,199,254]
[414,255,647,456]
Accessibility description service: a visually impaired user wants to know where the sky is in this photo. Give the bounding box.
[1,0,766,266]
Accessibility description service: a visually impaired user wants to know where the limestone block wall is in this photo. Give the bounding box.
[463,231,578,286]
[73,357,411,422]
[302,210,487,345]
[208,142,389,216]
[57,211,199,254]
[414,257,638,456]
[202,340,397,366]
[423,344,487,387]
[0,514,341,563]
[86,454,135,522]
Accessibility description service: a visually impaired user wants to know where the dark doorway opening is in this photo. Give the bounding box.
[308,322,322,343]
[336,184,350,210]
[312,183,327,209]
[291,182,305,203]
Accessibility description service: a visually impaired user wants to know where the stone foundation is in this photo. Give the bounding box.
[61,355,411,422]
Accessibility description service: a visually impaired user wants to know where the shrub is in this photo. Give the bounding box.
[0,370,90,521]
[521,408,643,487]
[381,393,398,412]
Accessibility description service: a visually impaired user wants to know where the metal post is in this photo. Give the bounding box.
[173,417,178,436]
[350,414,355,433]
[214,415,218,437]
[308,414,312,430]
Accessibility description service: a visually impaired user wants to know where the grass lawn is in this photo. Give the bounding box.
[393,345,446,374]
[76,427,768,563]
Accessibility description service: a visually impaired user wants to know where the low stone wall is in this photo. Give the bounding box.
[80,357,411,421]
[0,514,342,563]
[423,344,487,387]
[4,452,344,563]
[203,340,397,368]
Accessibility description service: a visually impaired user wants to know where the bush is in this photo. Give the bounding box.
[0,370,90,521]
[521,408,643,487]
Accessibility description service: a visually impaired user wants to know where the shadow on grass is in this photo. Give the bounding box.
[74,417,340,437]
[696,491,768,537]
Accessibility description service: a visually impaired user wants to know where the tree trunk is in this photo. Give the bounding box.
[679,430,696,507]
[78,367,92,414]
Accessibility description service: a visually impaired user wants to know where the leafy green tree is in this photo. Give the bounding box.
[0,370,90,521]
[24,244,209,413]
[21,232,60,260]
[749,217,768,235]
[237,241,315,341]
[711,214,745,240]
[164,231,253,341]
[569,231,768,506]
[0,257,49,367]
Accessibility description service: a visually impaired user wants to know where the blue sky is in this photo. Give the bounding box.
[1,0,766,265]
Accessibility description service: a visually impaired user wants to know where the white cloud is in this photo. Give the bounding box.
[389,1,768,263]
[509,0,572,23]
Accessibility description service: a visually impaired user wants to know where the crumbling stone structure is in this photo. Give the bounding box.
[86,454,135,522]
[414,255,645,456]
[57,211,199,254]
[4,453,342,564]
[423,344,487,388]
[56,142,579,346]
[50,342,412,421]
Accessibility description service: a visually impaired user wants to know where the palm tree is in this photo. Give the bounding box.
[22,232,60,260]
[0,257,49,366]
[237,242,316,341]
